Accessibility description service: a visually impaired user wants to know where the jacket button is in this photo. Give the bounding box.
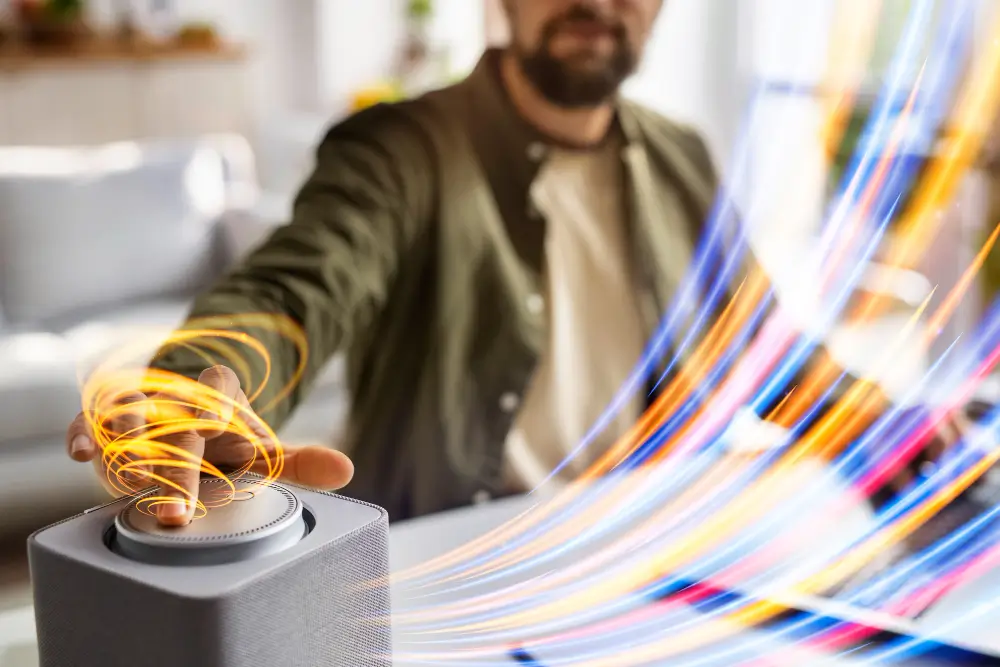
[527,142,547,162]
[499,392,520,413]
[472,490,491,505]
[525,293,544,315]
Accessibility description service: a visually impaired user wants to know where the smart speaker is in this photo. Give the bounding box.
[28,476,391,667]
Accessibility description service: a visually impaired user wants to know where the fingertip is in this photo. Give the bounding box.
[295,447,355,490]
[157,499,194,526]
[195,366,241,438]
[198,364,239,387]
[157,515,191,528]
[69,434,96,462]
[330,449,355,487]
[198,366,240,419]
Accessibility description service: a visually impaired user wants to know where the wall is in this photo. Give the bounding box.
[484,0,508,45]
[258,0,487,199]
[738,0,839,251]
[82,0,335,195]
[85,0,487,117]
[316,0,406,113]
[317,0,486,112]
[86,0,291,126]
[434,0,488,77]
[72,1,749,202]
[624,0,744,173]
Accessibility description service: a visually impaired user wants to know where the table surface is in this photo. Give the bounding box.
[1,474,995,667]
[387,486,997,666]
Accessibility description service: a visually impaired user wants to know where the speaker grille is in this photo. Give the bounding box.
[30,484,391,667]
[217,503,392,666]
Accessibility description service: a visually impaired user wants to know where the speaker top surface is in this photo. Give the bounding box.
[112,477,307,565]
[30,475,387,596]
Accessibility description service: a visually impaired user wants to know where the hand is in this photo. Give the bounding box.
[66,365,354,526]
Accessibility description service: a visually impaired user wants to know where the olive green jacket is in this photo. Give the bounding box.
[152,51,746,520]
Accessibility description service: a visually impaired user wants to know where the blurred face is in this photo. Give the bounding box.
[505,0,663,108]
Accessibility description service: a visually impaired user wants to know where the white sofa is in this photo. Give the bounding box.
[0,136,348,534]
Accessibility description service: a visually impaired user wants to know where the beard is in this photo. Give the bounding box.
[514,5,637,109]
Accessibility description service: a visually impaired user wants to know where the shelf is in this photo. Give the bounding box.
[0,38,249,71]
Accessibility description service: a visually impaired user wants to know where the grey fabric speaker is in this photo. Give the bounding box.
[27,477,391,667]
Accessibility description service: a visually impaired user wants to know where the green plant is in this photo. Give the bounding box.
[44,0,84,20]
[407,0,433,19]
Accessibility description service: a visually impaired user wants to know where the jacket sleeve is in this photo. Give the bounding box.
[149,103,435,428]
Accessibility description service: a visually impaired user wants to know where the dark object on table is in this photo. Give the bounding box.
[509,647,544,665]
[965,399,994,423]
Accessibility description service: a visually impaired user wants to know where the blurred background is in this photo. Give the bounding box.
[0,0,999,635]
[0,0,752,538]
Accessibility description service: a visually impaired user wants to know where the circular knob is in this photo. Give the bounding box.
[111,477,308,566]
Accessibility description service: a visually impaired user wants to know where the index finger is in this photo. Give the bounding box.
[146,393,206,526]
[194,365,242,439]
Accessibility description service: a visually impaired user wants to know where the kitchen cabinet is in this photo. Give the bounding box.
[0,44,251,145]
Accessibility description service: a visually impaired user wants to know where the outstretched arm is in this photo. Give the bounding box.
[150,104,435,428]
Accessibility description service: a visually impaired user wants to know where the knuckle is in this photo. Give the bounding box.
[159,465,198,485]
[111,402,147,428]
[117,390,148,405]
[67,412,86,434]
[242,408,268,432]
[206,435,258,465]
[199,365,239,390]
[163,430,205,453]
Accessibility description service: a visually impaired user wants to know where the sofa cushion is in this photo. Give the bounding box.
[59,299,194,377]
[0,142,227,326]
[0,331,81,444]
[0,299,191,444]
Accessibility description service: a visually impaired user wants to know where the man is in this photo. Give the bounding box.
[65,0,956,525]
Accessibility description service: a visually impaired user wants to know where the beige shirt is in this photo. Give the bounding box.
[504,137,648,491]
